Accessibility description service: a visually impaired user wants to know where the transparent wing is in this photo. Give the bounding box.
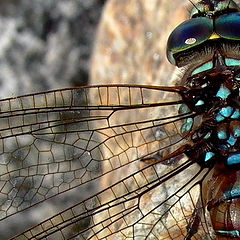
[0,85,207,240]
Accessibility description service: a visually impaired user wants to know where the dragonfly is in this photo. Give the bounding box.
[1,0,240,239]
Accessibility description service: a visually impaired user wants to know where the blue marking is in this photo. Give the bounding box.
[217,230,240,238]
[224,186,240,199]
[225,58,240,67]
[220,106,233,117]
[219,144,228,151]
[227,154,240,165]
[216,113,225,122]
[195,100,204,106]
[231,109,240,119]
[179,104,189,114]
[186,118,193,124]
[205,152,215,162]
[217,130,227,140]
[227,135,237,146]
[234,128,240,138]
[216,85,231,100]
[181,118,193,133]
[191,61,213,76]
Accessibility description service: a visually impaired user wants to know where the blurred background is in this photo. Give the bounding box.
[0,0,106,98]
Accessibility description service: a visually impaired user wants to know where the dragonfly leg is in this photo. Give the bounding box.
[141,151,184,166]
[184,208,201,240]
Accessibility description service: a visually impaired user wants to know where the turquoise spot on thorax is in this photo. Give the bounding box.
[216,85,231,100]
[195,100,204,106]
[227,153,240,165]
[179,104,190,114]
[227,135,237,146]
[218,130,227,139]
[191,61,213,76]
[220,106,233,117]
[181,118,193,133]
[205,152,215,162]
[216,113,225,122]
[231,109,240,119]
[225,58,240,67]
[234,128,240,138]
[224,185,240,199]
[216,230,240,238]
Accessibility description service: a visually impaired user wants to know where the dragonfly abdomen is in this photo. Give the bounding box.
[204,166,240,239]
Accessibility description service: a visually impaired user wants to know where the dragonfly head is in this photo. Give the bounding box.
[166,0,240,67]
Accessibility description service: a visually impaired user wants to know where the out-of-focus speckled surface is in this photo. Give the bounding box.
[0,0,105,98]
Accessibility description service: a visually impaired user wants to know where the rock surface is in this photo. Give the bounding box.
[0,0,105,98]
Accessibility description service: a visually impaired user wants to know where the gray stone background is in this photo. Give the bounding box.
[0,0,105,98]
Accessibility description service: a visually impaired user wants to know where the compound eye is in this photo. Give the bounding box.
[216,12,240,40]
[167,17,213,65]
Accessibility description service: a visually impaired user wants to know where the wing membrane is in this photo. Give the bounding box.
[0,85,204,239]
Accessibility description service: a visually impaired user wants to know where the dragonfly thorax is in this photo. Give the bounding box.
[181,59,240,168]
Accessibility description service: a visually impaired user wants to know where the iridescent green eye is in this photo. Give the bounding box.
[167,17,213,65]
[216,13,240,40]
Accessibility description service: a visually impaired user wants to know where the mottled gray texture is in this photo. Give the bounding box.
[0,0,105,98]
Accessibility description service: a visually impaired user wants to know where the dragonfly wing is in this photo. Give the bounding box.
[0,85,206,239]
